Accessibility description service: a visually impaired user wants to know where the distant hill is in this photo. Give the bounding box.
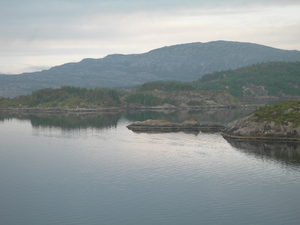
[193,61,300,101]
[1,40,300,97]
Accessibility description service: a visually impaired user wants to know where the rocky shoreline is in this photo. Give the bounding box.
[221,132,300,142]
[221,113,300,141]
[221,101,300,141]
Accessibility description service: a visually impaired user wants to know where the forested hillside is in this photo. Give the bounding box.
[0,85,241,109]
[192,61,300,100]
[0,87,121,109]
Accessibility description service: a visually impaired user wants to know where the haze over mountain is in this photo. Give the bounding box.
[1,41,300,98]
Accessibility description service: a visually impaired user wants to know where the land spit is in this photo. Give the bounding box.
[126,120,225,132]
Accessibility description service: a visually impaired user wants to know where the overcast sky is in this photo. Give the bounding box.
[1,0,300,74]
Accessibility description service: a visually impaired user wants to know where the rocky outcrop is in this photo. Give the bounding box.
[222,110,300,141]
[126,119,225,132]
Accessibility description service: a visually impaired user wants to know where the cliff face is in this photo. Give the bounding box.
[222,101,300,141]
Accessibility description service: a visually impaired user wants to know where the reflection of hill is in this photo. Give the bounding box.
[0,108,253,130]
[0,113,121,130]
[125,108,253,125]
[226,139,300,167]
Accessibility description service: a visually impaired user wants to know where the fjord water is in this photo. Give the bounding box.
[1,110,300,225]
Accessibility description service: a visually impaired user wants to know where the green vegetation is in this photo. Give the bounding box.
[125,92,169,106]
[2,61,299,107]
[0,84,241,109]
[186,100,202,106]
[128,61,300,100]
[0,95,29,108]
[124,92,158,106]
[124,91,177,106]
[192,61,300,97]
[125,81,196,106]
[140,81,196,92]
[124,82,240,107]
[252,100,300,126]
[0,86,121,108]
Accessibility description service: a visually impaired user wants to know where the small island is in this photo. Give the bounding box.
[126,120,225,132]
[222,100,300,141]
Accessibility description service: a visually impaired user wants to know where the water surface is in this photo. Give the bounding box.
[0,110,300,225]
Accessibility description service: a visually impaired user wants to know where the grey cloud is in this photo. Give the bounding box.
[1,0,299,27]
[1,0,299,39]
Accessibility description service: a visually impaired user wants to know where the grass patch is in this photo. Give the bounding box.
[252,100,300,126]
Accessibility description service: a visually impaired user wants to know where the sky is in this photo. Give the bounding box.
[1,0,300,74]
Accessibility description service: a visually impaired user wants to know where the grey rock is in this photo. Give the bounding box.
[222,114,300,141]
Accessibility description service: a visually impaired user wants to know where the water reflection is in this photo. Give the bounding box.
[0,113,121,130]
[226,139,300,166]
[0,108,253,130]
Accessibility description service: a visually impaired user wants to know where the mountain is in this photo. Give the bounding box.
[1,40,300,97]
[193,61,300,101]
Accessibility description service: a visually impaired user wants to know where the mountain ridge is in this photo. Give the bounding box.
[1,40,300,98]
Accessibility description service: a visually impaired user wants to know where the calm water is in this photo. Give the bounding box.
[1,109,300,225]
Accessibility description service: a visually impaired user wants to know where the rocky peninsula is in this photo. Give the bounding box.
[222,100,300,141]
[126,120,225,132]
